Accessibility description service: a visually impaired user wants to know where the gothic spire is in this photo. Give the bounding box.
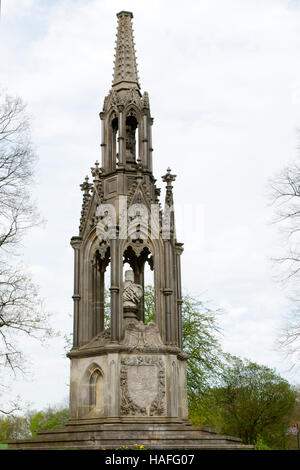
[112,11,140,90]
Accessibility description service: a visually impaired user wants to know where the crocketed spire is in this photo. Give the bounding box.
[112,11,140,90]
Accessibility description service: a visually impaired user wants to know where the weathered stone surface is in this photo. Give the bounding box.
[122,319,165,350]
[120,355,166,416]
[67,343,187,421]
[7,423,254,450]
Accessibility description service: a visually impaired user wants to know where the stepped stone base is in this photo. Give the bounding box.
[7,419,253,450]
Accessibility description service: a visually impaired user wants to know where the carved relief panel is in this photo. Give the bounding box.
[120,355,166,416]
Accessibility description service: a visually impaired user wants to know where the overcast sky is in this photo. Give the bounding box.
[1,0,300,411]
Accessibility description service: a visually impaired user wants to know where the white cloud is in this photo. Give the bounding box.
[3,0,35,15]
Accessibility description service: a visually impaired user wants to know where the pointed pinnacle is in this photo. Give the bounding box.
[112,11,140,89]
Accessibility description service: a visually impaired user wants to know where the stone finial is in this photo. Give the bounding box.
[79,176,93,233]
[141,91,150,110]
[112,11,140,89]
[91,160,102,182]
[162,167,176,187]
[91,160,103,196]
[80,175,92,194]
[162,168,176,206]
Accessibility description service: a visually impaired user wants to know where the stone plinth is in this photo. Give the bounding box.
[67,320,188,421]
[7,320,253,450]
[7,421,253,450]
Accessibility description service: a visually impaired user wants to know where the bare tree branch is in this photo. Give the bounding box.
[270,155,300,368]
[0,89,54,413]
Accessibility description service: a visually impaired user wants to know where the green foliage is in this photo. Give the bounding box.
[0,405,69,442]
[144,285,155,323]
[283,385,300,450]
[30,407,69,438]
[0,414,31,442]
[209,355,297,448]
[0,417,10,442]
[104,289,111,329]
[188,389,223,429]
[181,293,223,395]
[255,436,272,450]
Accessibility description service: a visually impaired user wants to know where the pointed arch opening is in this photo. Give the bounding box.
[125,113,138,163]
[91,245,111,336]
[144,260,154,323]
[123,244,153,323]
[108,113,119,170]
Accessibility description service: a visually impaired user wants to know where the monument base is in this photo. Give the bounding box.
[7,321,253,449]
[7,420,252,449]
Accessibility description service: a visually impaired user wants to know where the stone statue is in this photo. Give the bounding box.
[123,270,143,319]
[125,123,136,162]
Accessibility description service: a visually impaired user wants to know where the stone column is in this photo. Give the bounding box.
[149,117,154,172]
[169,242,176,344]
[92,260,97,337]
[162,168,177,345]
[70,236,82,347]
[99,269,105,332]
[99,112,106,170]
[142,113,148,168]
[117,106,125,167]
[175,243,184,349]
[136,264,145,322]
[110,236,120,342]
[163,240,173,344]
[92,259,103,336]
[112,128,117,169]
[107,354,119,417]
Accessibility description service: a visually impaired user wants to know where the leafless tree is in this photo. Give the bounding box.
[270,156,300,368]
[0,89,53,413]
[0,92,39,249]
[270,160,300,281]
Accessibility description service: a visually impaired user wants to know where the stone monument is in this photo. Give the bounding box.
[8,11,251,449]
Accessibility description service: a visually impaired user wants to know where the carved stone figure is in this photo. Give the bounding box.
[122,320,164,351]
[123,270,143,319]
[125,123,136,162]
